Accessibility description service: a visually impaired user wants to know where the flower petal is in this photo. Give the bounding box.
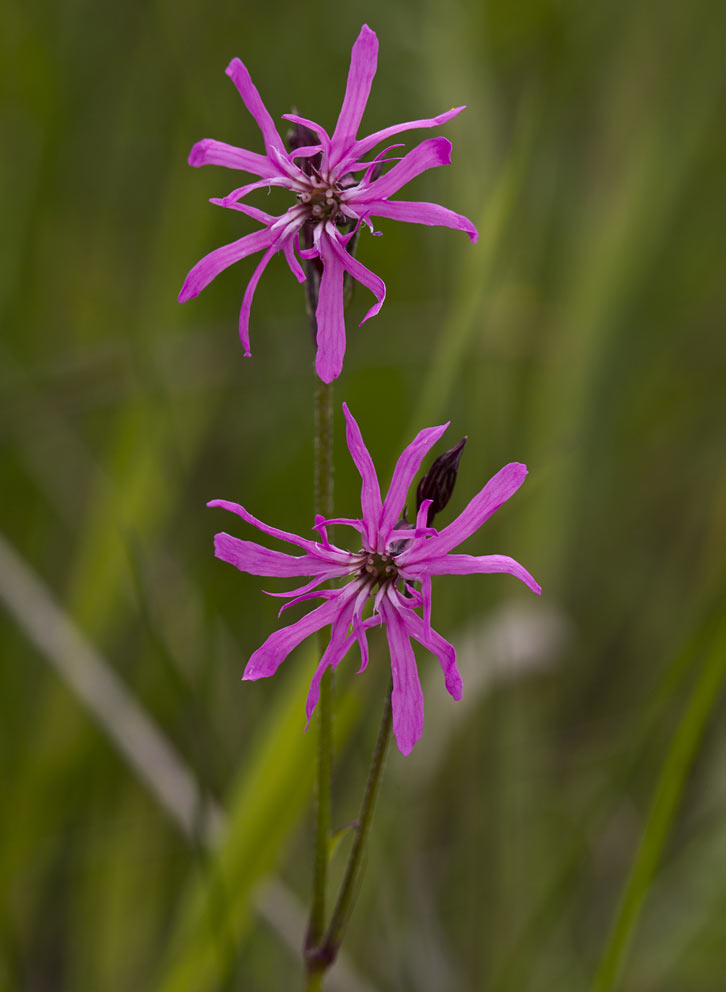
[314,239,346,383]
[347,106,466,162]
[238,242,284,355]
[243,597,341,681]
[277,588,338,616]
[342,404,383,549]
[282,237,306,283]
[354,137,452,201]
[213,532,338,577]
[305,595,357,723]
[381,597,425,756]
[178,228,276,302]
[209,198,274,225]
[220,176,295,205]
[413,553,541,594]
[379,422,449,540]
[330,25,379,164]
[415,498,434,533]
[317,517,368,542]
[405,462,529,562]
[225,57,286,158]
[287,144,325,164]
[366,199,478,243]
[420,573,432,634]
[264,576,336,599]
[207,498,351,561]
[323,226,385,324]
[281,113,331,154]
[353,599,370,674]
[401,610,463,701]
[188,138,280,179]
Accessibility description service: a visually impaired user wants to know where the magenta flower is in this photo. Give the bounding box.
[179,24,478,383]
[208,405,540,755]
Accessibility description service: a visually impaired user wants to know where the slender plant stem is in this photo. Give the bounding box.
[314,378,334,520]
[310,678,394,979]
[304,972,324,992]
[303,227,367,987]
[305,378,335,964]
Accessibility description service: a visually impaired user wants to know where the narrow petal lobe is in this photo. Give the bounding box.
[330,25,379,162]
[379,422,449,540]
[214,533,337,577]
[225,58,286,158]
[342,404,383,547]
[178,228,276,302]
[355,137,452,202]
[349,107,466,163]
[406,463,529,562]
[314,243,346,383]
[382,598,425,756]
[415,553,542,594]
[366,199,478,243]
[243,597,342,680]
[188,138,280,179]
[324,227,386,324]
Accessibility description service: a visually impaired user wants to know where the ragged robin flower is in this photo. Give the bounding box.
[179,24,478,382]
[208,404,540,755]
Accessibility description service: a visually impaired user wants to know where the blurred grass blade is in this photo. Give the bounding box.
[592,618,726,992]
[154,657,360,992]
[0,528,221,843]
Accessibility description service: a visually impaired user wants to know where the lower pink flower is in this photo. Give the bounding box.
[209,404,541,755]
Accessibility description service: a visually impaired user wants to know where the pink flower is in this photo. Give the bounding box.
[179,24,478,382]
[208,404,540,755]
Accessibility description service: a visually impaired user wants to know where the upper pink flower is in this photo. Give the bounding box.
[208,404,540,756]
[179,24,478,382]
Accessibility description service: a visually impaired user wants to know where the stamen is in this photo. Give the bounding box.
[357,552,398,590]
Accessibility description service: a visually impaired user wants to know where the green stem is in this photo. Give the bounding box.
[304,971,324,992]
[305,378,334,962]
[313,679,394,974]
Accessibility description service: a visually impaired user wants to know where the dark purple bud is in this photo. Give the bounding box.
[416,437,467,526]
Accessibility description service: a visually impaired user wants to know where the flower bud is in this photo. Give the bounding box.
[415,436,467,526]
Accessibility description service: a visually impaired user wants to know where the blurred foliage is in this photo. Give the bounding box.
[1,0,725,989]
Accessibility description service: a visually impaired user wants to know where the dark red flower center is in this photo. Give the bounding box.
[359,552,398,588]
[298,186,341,222]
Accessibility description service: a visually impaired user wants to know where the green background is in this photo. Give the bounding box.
[2,0,725,989]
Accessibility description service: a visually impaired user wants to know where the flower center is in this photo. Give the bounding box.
[298,186,341,222]
[358,552,398,588]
